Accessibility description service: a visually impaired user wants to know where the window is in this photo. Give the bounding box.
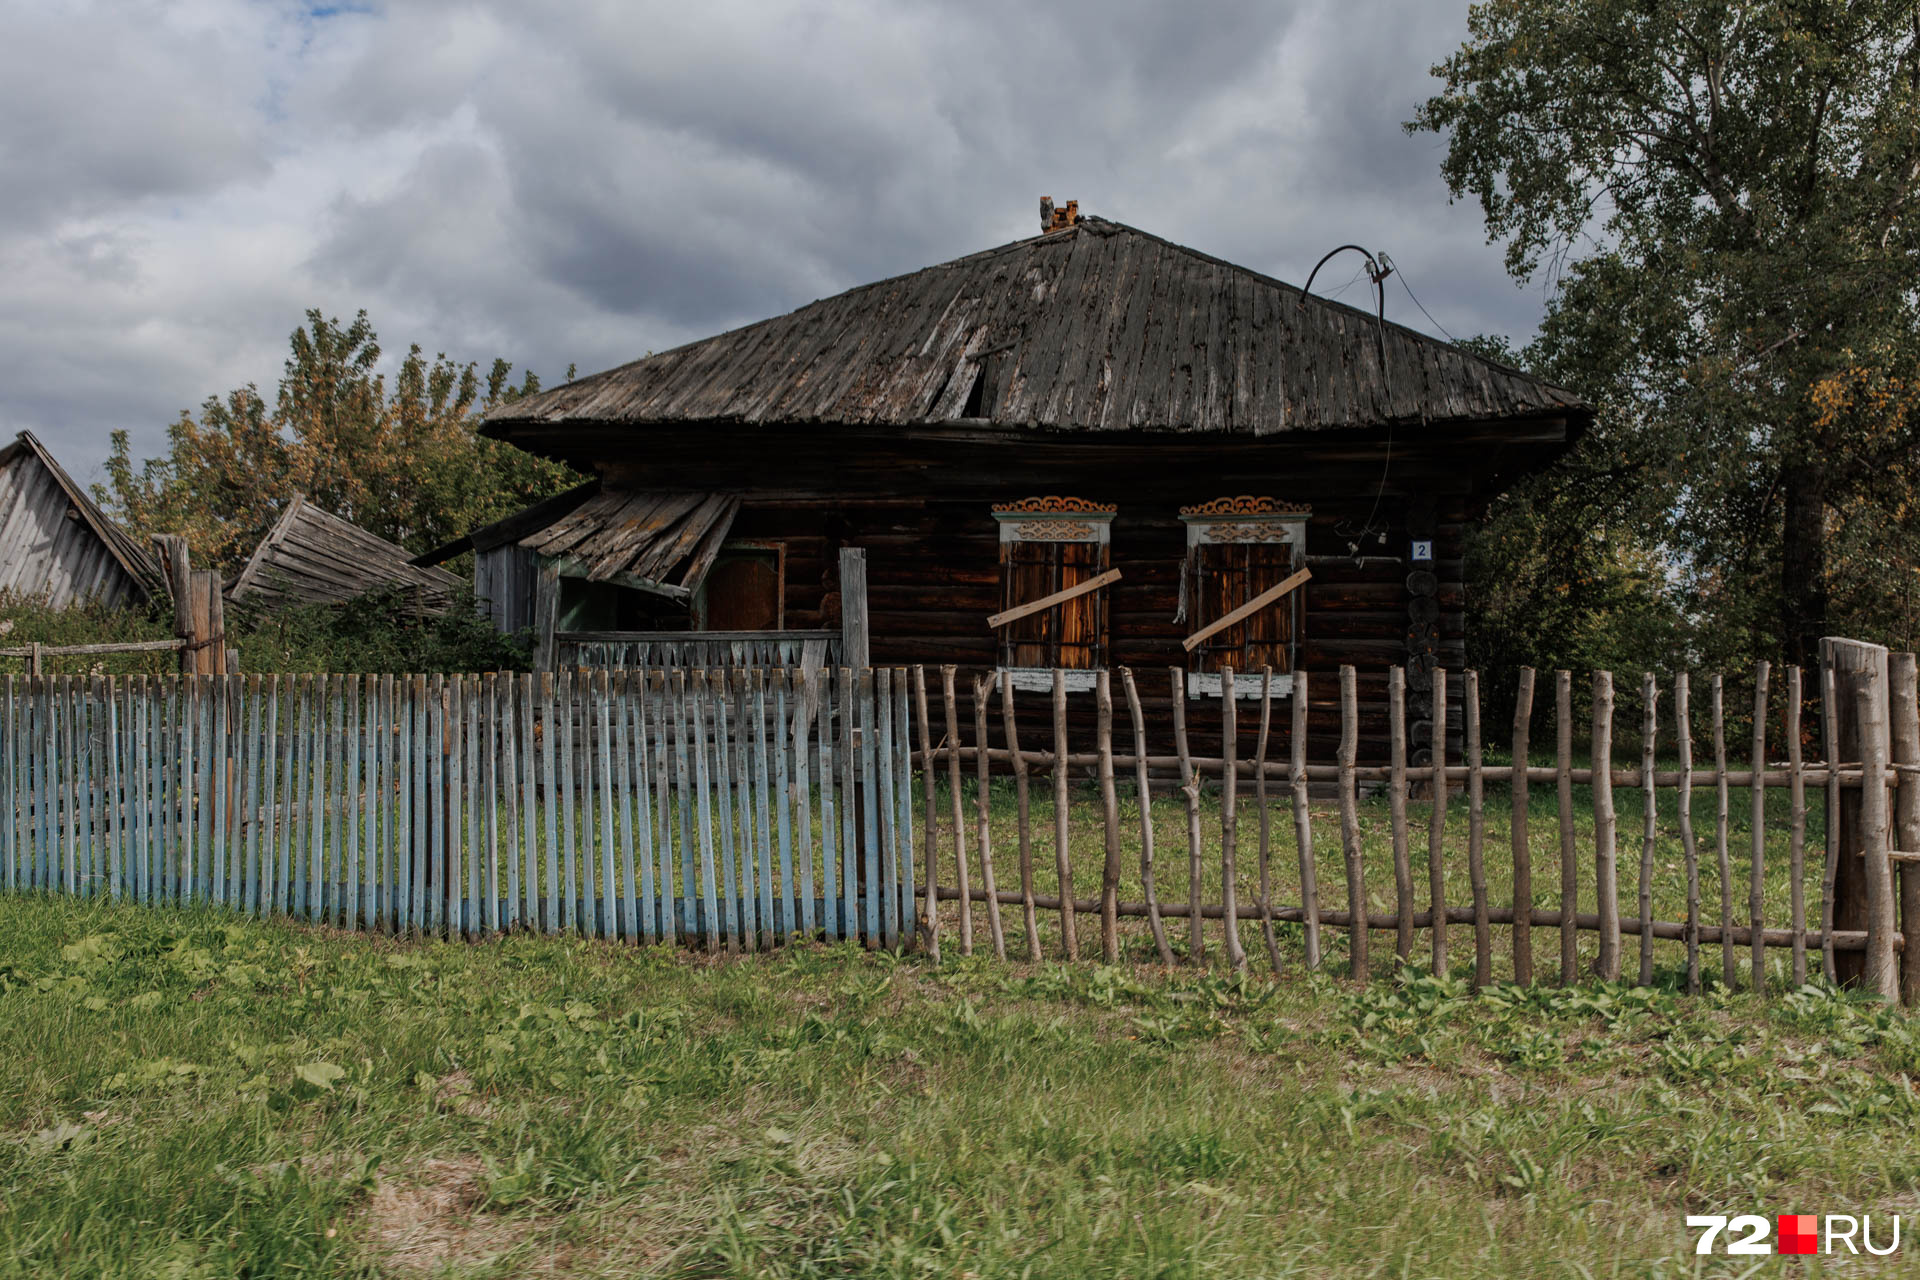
[693,542,785,631]
[991,497,1116,692]
[1180,497,1309,698]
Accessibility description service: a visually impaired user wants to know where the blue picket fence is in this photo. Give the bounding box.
[0,667,917,951]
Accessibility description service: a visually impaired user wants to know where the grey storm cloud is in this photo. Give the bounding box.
[0,0,1545,481]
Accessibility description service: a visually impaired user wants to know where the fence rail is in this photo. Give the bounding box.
[0,667,916,951]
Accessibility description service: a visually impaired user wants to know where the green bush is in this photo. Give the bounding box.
[233,583,532,673]
[0,585,531,677]
[0,595,178,677]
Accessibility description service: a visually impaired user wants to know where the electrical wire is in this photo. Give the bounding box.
[1395,265,1461,344]
[1299,245,1398,557]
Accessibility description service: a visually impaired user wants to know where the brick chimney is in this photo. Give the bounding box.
[1040,197,1079,234]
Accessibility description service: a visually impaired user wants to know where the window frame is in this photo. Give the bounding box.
[991,498,1116,693]
[1180,498,1309,699]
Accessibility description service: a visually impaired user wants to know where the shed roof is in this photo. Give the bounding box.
[0,431,164,604]
[519,490,741,600]
[410,479,600,567]
[228,495,462,613]
[484,217,1585,443]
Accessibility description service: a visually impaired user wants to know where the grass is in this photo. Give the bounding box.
[1,894,1917,1277]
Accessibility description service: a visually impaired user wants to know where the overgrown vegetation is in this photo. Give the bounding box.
[1415,2,1920,679]
[0,895,1912,1277]
[0,588,532,678]
[232,585,532,675]
[95,309,581,576]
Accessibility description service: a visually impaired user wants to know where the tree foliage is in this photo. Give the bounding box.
[1414,0,1920,668]
[98,310,581,575]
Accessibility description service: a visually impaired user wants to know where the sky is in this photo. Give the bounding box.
[0,0,1552,482]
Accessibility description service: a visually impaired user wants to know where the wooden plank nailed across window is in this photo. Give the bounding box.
[1181,567,1311,653]
[987,568,1122,631]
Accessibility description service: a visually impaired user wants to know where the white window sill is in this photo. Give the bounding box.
[999,667,1100,693]
[1187,672,1294,700]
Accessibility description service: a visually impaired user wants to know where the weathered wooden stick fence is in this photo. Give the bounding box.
[5,640,1914,1004]
[917,640,1914,1003]
[0,667,916,951]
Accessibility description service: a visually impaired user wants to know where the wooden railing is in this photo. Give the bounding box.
[555,629,841,673]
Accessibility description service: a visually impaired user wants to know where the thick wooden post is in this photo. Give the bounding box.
[1822,637,1899,998]
[1891,653,1920,1006]
[155,535,194,675]
[533,559,560,672]
[838,548,870,670]
[203,572,228,675]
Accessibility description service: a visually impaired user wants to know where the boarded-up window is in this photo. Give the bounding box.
[991,499,1115,684]
[1181,498,1309,695]
[695,543,784,631]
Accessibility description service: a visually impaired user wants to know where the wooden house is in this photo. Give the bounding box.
[0,431,163,608]
[435,207,1589,758]
[228,495,461,614]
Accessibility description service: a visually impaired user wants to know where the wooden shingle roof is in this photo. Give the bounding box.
[228,496,462,613]
[0,432,163,605]
[484,217,1585,441]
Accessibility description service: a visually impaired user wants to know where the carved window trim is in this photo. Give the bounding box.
[1181,498,1308,699]
[992,498,1115,688]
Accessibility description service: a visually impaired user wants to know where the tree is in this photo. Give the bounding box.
[99,310,580,573]
[1413,1,1920,668]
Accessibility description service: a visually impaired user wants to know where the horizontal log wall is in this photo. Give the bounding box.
[596,426,1508,762]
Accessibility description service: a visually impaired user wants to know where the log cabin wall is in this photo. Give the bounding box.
[598,424,1500,765]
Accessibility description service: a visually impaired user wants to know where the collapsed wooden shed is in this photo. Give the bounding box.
[444,206,1591,759]
[0,430,163,608]
[228,495,461,614]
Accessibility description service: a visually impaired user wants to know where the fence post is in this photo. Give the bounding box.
[1892,653,1920,1006]
[1511,668,1534,985]
[839,548,869,670]
[1592,671,1619,982]
[1822,637,1899,999]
